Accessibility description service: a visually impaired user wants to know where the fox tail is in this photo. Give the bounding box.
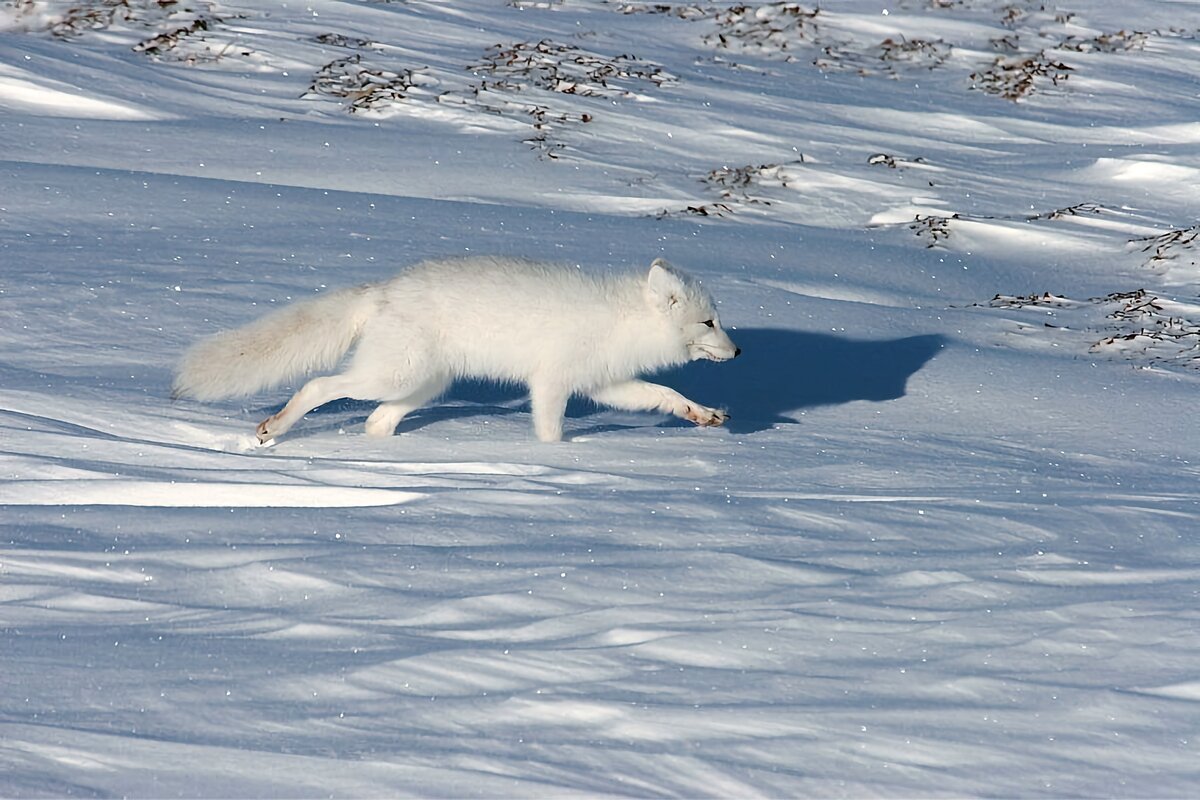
[172,285,379,401]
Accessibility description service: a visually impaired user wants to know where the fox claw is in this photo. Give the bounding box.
[685,406,728,427]
[255,419,274,444]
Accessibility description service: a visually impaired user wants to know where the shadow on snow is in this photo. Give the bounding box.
[644,328,946,433]
[305,328,947,436]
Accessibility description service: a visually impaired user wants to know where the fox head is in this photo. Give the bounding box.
[645,258,740,362]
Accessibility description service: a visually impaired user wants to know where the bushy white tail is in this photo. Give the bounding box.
[172,285,379,401]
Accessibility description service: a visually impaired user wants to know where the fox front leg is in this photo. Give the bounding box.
[590,380,728,428]
[529,379,572,442]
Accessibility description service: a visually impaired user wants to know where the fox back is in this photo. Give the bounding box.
[361,256,725,392]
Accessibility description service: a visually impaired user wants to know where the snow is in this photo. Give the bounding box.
[3,0,1200,795]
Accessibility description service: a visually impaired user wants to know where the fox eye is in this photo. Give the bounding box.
[702,319,715,328]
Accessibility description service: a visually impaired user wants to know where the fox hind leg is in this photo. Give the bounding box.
[256,373,373,443]
[364,376,451,437]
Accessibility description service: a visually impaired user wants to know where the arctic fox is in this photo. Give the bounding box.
[173,256,740,443]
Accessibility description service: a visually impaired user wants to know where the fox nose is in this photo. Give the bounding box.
[734,347,741,357]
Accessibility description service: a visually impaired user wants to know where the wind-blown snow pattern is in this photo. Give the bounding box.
[3,0,1200,796]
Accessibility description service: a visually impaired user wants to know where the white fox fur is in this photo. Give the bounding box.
[174,285,379,403]
[173,256,739,443]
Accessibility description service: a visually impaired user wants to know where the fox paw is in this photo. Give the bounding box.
[684,405,728,427]
[255,418,276,444]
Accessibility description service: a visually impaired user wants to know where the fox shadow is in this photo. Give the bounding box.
[305,328,946,436]
[636,328,947,434]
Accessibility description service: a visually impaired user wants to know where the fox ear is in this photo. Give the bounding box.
[647,259,686,310]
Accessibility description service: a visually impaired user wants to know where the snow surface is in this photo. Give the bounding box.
[3,0,1200,796]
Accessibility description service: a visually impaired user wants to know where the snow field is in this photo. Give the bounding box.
[3,0,1200,795]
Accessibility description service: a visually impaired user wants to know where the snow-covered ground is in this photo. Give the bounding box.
[3,0,1200,795]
